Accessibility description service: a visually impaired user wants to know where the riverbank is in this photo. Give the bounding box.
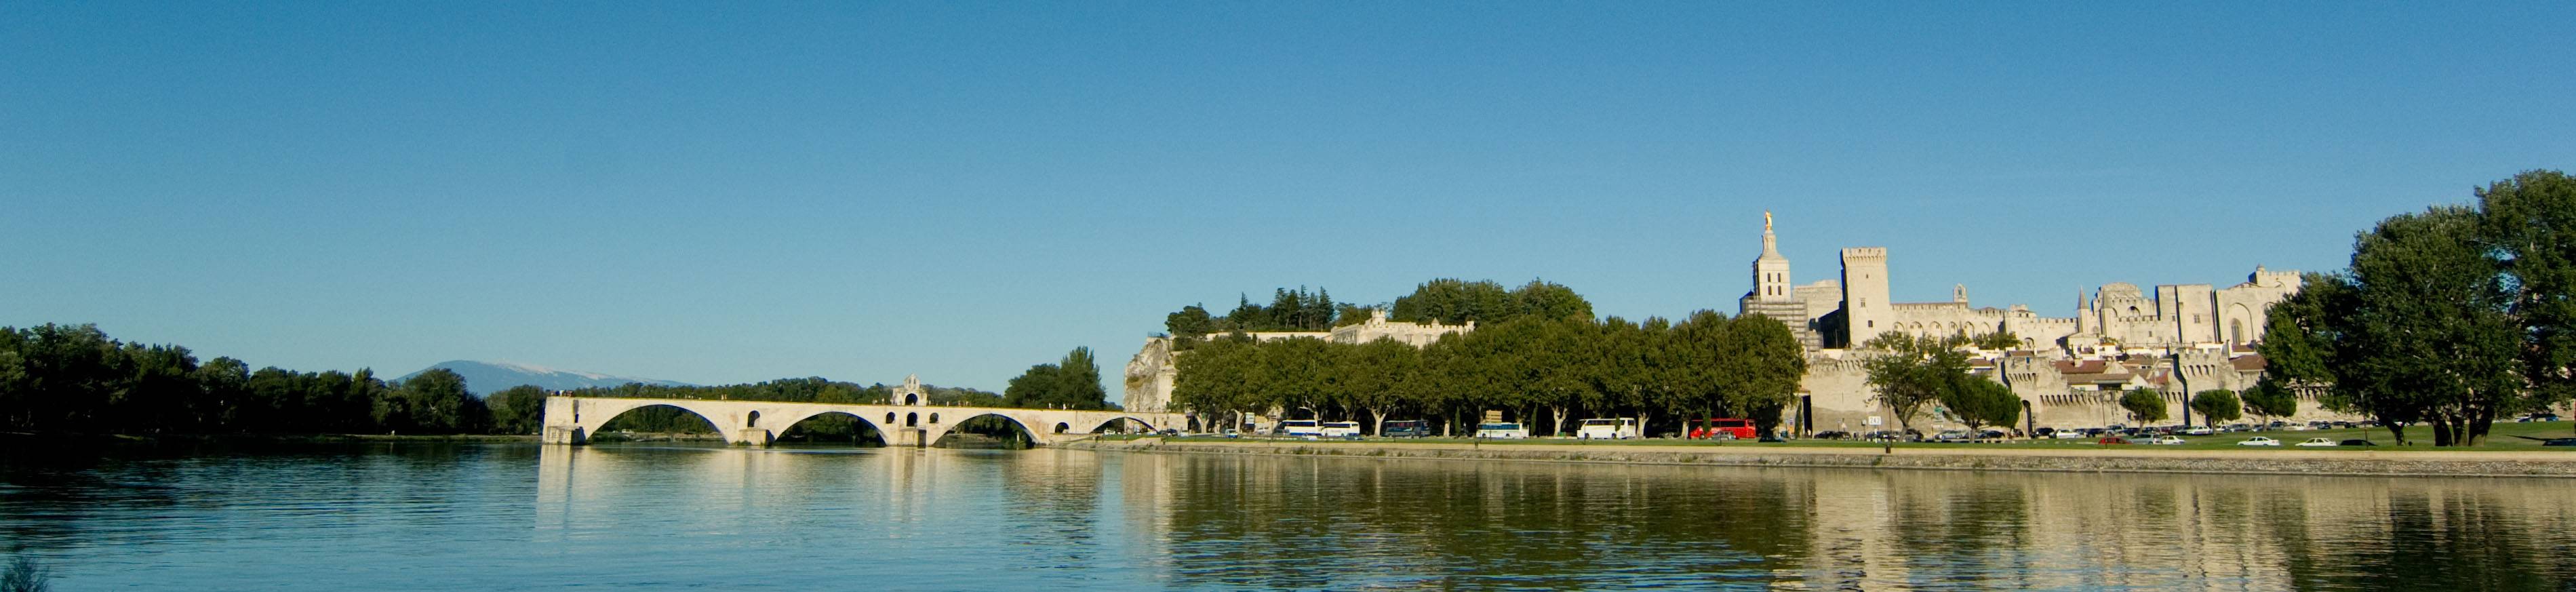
[1071,437,2576,478]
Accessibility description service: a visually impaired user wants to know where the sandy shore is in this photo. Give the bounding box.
[1072,438,2576,478]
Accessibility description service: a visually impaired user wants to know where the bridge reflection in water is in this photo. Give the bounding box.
[532,445,2576,589]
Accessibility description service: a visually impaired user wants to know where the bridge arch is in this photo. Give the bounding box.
[1084,416,1159,434]
[931,412,1042,448]
[587,402,724,443]
[772,410,888,446]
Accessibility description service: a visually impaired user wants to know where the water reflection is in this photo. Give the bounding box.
[6,443,2574,590]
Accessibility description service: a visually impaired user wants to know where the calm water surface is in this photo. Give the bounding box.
[3,443,2573,591]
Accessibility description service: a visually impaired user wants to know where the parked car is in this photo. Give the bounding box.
[1933,430,1973,442]
[2295,437,2339,448]
[2097,437,2133,445]
[1979,429,2010,440]
[2055,429,2089,439]
[2180,426,2215,436]
[1475,422,1530,439]
[1382,420,1431,438]
[1320,421,1361,439]
[2223,423,2255,433]
[2519,413,2562,422]
[1577,418,1642,440]
[1811,431,1851,440]
[2541,438,2576,447]
[2238,437,2282,447]
[2338,439,2378,447]
[2150,436,2187,445]
[1276,420,1322,437]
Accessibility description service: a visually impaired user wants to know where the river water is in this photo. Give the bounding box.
[3,443,2573,591]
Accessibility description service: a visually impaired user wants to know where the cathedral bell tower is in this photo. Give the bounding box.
[1753,211,1791,302]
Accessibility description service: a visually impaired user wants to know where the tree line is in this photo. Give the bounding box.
[1171,309,1808,438]
[0,323,485,435]
[2259,170,2574,446]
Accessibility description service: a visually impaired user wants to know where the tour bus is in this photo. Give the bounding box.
[1381,420,1431,437]
[1576,418,1641,439]
[1320,421,1362,439]
[1275,419,1322,437]
[1688,418,1758,440]
[1475,422,1530,439]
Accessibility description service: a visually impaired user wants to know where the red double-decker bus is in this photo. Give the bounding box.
[1688,418,1757,439]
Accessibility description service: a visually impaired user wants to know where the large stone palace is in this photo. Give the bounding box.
[1739,212,2351,431]
[1124,213,2354,431]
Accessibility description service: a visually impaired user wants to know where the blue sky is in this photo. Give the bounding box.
[5,2,2570,393]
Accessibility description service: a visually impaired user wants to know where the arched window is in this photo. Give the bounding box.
[747,411,760,427]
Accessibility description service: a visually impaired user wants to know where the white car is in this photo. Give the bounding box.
[2150,436,2187,445]
[1475,422,1530,439]
[2295,437,2339,448]
[1576,418,1640,439]
[2238,437,2281,447]
[2180,427,2215,435]
[1320,421,1361,439]
[2053,429,2089,439]
[1276,420,1322,437]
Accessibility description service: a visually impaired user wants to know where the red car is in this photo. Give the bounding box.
[2097,436,2133,445]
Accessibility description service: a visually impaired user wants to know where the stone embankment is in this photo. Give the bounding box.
[1071,439,2576,478]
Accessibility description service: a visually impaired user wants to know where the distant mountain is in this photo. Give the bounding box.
[398,360,693,395]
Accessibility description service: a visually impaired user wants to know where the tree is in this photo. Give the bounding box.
[1172,336,1263,432]
[2478,170,2576,415]
[2331,206,2524,446]
[1972,330,2023,351]
[1861,332,1968,435]
[2120,389,2168,425]
[1165,304,1217,348]
[384,368,473,433]
[1939,378,2021,433]
[1719,314,1808,435]
[2242,377,2298,424]
[1339,338,1422,435]
[488,385,551,434]
[1003,347,1109,410]
[2191,389,2242,425]
[1513,280,1594,321]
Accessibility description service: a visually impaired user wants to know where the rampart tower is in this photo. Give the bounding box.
[1840,247,1891,344]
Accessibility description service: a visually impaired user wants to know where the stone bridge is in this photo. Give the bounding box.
[539,379,1184,448]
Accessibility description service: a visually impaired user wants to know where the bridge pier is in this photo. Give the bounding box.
[543,425,586,445]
